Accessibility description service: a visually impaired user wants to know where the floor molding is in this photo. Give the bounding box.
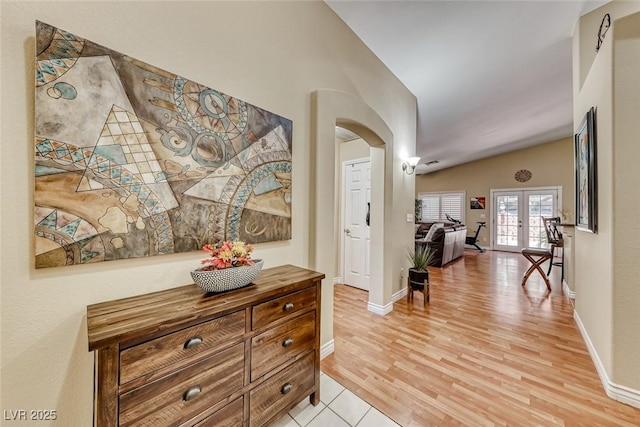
[366,287,406,315]
[563,279,576,299]
[320,339,335,360]
[574,311,640,408]
[392,286,408,303]
[367,300,393,315]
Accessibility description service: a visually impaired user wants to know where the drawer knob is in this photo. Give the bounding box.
[283,302,294,312]
[281,383,293,395]
[184,336,203,349]
[282,337,294,348]
[183,386,201,402]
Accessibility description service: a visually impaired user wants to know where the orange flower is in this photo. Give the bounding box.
[198,241,255,271]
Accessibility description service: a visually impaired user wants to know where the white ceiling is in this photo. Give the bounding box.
[327,0,609,174]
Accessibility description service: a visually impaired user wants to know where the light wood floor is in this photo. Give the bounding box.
[321,250,640,426]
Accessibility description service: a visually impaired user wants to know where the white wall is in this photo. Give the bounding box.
[611,11,640,393]
[573,2,640,402]
[340,138,371,165]
[0,2,416,425]
[574,8,615,378]
[577,0,640,89]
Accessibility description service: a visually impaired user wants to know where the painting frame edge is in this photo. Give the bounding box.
[574,106,597,234]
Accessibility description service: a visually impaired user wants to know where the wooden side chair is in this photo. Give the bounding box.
[521,248,552,291]
[543,216,564,281]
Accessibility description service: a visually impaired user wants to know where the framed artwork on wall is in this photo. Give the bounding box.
[470,197,485,209]
[574,107,597,233]
[34,21,293,268]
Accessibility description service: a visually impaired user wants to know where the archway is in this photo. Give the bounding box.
[311,89,395,356]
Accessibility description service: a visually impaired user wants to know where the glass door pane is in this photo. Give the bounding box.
[526,191,557,249]
[492,188,558,252]
[494,192,522,252]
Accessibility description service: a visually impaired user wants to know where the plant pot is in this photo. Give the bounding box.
[408,268,429,290]
[191,259,264,293]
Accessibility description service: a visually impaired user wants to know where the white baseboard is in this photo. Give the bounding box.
[320,339,335,360]
[574,311,640,408]
[367,301,393,315]
[366,287,405,315]
[392,286,408,303]
[563,279,576,299]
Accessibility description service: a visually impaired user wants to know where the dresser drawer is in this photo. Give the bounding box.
[120,310,245,385]
[252,287,316,330]
[251,311,315,381]
[192,397,243,427]
[119,343,244,427]
[249,352,315,427]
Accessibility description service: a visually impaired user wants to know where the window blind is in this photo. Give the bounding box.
[418,192,465,223]
[441,193,463,221]
[420,196,440,221]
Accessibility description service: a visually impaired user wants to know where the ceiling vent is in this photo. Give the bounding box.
[424,160,439,166]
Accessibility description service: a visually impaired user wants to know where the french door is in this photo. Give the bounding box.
[492,188,559,252]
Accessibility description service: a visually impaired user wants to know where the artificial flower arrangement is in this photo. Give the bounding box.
[199,240,255,271]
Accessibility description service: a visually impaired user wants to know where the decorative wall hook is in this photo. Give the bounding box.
[596,13,611,52]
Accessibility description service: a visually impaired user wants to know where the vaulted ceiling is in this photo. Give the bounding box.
[327,0,609,174]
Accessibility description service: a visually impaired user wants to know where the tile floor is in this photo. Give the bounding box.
[273,372,399,427]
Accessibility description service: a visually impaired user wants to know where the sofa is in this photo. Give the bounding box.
[415,222,467,267]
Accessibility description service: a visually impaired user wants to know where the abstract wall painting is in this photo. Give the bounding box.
[574,107,597,233]
[470,197,485,210]
[34,22,292,268]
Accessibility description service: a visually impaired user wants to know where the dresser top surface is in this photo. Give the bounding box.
[87,264,324,351]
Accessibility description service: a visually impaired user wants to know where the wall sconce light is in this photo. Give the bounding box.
[402,157,421,175]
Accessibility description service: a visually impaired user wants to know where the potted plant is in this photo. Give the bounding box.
[406,244,435,288]
[191,241,264,293]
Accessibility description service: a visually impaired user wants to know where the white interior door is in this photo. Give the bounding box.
[493,188,558,252]
[343,159,371,290]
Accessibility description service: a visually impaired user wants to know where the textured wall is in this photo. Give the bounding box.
[573,1,640,400]
[612,11,640,392]
[574,16,615,378]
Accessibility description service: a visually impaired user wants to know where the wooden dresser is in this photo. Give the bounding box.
[87,265,324,427]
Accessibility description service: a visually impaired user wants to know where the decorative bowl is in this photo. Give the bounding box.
[191,259,264,293]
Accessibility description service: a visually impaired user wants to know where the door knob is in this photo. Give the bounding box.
[344,228,351,235]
